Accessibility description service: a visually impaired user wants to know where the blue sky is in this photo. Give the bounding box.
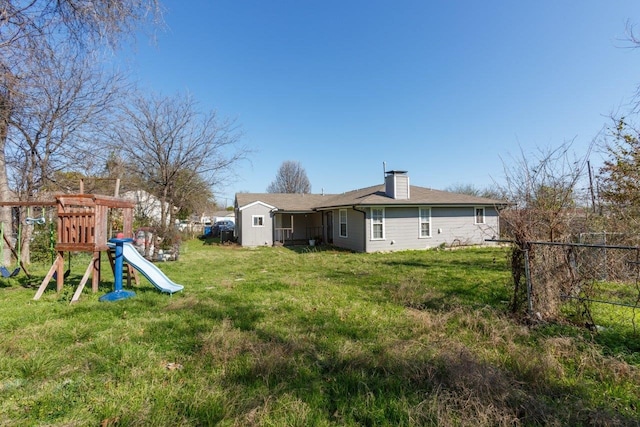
[122,1,640,206]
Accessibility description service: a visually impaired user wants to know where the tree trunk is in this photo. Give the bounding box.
[0,92,13,266]
[20,208,32,266]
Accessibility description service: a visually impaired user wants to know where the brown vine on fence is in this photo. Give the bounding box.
[523,239,640,332]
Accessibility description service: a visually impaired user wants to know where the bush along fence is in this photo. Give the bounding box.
[489,238,640,332]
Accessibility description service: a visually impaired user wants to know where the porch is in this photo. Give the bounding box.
[273,211,329,246]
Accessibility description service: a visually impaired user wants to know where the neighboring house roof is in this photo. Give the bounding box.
[212,210,234,218]
[236,186,507,212]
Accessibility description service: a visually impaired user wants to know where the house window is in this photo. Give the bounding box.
[419,207,431,238]
[475,207,485,224]
[339,209,347,237]
[252,215,264,227]
[371,208,384,240]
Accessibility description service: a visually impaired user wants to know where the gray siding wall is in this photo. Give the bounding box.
[384,175,395,198]
[239,204,273,247]
[364,206,500,253]
[395,175,409,199]
[238,204,499,251]
[384,174,409,199]
[431,206,499,247]
[366,207,419,252]
[331,208,365,252]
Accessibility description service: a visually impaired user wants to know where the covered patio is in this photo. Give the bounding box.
[273,211,325,245]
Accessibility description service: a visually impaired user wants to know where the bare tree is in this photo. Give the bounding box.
[170,169,213,221]
[266,160,311,194]
[590,22,640,232]
[444,182,504,199]
[597,118,640,231]
[0,1,161,53]
[1,0,161,265]
[3,49,125,262]
[111,91,246,238]
[497,142,591,314]
[7,48,124,197]
[623,21,640,113]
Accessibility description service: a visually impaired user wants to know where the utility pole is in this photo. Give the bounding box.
[587,160,596,213]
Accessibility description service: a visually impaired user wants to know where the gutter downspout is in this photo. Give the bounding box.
[270,208,278,245]
[353,206,367,253]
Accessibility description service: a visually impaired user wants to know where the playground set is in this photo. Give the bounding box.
[0,189,183,303]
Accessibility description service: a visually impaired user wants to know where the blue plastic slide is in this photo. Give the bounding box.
[119,242,184,294]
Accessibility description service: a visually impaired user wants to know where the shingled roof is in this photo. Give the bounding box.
[235,192,336,212]
[236,185,506,212]
[317,185,506,208]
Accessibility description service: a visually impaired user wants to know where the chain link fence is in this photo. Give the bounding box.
[525,240,640,331]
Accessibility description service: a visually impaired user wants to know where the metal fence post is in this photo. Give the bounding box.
[524,248,533,317]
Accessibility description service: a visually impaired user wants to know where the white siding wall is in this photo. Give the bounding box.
[239,204,273,247]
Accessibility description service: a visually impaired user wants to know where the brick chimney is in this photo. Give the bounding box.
[384,170,410,200]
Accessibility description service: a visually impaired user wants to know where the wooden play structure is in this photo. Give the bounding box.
[1,190,137,302]
[34,193,136,302]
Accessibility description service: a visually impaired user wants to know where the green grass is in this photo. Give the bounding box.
[0,242,639,426]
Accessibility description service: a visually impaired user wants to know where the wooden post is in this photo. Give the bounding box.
[34,253,64,300]
[91,251,101,293]
[31,194,135,302]
[56,251,64,292]
[71,258,97,303]
[123,207,133,238]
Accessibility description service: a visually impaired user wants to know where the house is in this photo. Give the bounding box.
[234,193,330,247]
[211,210,235,224]
[235,170,507,252]
[122,190,172,226]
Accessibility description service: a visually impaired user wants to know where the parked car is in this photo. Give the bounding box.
[210,220,235,237]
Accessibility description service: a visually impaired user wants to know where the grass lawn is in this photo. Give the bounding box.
[0,241,639,426]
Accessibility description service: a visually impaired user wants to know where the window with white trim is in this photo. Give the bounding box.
[339,209,347,237]
[371,208,384,240]
[475,207,485,224]
[419,207,431,238]
[252,215,264,227]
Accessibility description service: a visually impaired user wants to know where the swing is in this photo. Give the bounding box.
[1,265,20,278]
[25,215,45,225]
[0,223,7,278]
[0,222,20,278]
[52,253,71,280]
